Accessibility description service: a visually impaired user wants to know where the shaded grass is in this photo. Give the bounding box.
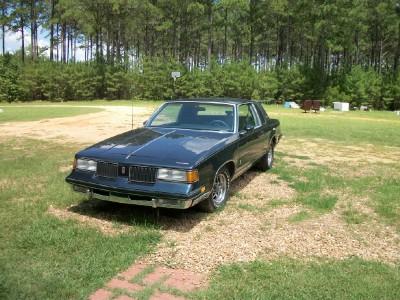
[0,138,160,299]
[0,106,102,122]
[194,258,400,300]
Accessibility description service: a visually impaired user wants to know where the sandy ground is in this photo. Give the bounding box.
[143,173,400,273]
[0,105,153,143]
[3,105,399,274]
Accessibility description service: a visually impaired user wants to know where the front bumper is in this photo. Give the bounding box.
[70,184,210,209]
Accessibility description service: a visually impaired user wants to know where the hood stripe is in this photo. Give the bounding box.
[125,130,176,159]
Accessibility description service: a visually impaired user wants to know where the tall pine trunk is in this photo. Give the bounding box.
[49,0,55,61]
[1,6,5,54]
[207,2,212,69]
[21,12,25,62]
[223,8,227,60]
[30,0,37,60]
[394,22,400,74]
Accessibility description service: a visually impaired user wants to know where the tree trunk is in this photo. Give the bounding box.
[21,14,25,62]
[30,0,37,60]
[49,0,55,61]
[56,23,59,61]
[223,8,227,60]
[207,2,212,69]
[62,23,66,63]
[394,21,400,74]
[1,6,5,54]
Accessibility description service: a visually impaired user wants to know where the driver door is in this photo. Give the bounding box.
[236,104,260,173]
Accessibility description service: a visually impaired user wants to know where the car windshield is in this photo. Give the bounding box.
[148,102,235,132]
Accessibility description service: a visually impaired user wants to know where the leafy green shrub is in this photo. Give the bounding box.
[0,53,398,109]
[0,54,25,102]
[343,66,383,108]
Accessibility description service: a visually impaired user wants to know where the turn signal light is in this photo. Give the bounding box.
[186,170,199,183]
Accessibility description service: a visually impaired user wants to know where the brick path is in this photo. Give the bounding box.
[89,263,207,300]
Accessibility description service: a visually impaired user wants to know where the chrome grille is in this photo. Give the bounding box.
[129,166,157,183]
[96,161,118,178]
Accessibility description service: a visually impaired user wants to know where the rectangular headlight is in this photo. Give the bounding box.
[76,159,97,172]
[157,168,199,183]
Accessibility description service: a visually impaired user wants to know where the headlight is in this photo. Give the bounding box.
[157,168,199,183]
[76,158,97,172]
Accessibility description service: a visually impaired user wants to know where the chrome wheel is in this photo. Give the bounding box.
[211,173,228,206]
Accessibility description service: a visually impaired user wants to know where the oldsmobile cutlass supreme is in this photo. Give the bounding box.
[66,98,281,212]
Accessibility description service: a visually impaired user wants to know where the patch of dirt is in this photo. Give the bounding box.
[0,179,12,189]
[280,138,400,175]
[230,172,296,207]
[140,168,400,274]
[0,105,154,144]
[48,205,131,235]
[59,165,72,173]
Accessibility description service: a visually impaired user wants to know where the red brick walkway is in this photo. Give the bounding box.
[89,263,207,300]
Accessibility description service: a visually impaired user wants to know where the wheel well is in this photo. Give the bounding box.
[271,136,277,147]
[222,161,235,178]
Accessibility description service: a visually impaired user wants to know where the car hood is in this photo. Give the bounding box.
[78,127,235,168]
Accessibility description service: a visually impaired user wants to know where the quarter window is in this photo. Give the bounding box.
[250,104,262,127]
[238,104,257,131]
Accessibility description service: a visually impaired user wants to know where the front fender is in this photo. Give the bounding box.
[196,142,238,192]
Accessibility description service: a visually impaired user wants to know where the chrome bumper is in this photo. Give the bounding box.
[72,185,209,209]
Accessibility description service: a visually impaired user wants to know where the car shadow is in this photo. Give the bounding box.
[67,170,261,232]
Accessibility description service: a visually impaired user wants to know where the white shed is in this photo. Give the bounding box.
[333,102,349,112]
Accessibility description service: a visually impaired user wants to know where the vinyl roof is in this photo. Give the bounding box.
[170,98,253,104]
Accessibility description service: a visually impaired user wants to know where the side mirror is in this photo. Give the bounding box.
[239,124,255,136]
[245,124,255,131]
[143,120,148,126]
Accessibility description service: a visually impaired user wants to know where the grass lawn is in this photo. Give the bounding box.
[195,259,400,300]
[265,105,400,147]
[1,101,400,299]
[0,138,160,299]
[0,106,103,123]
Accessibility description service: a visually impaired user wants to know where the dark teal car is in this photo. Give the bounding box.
[66,98,281,212]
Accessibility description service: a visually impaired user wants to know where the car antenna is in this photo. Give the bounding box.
[131,98,134,130]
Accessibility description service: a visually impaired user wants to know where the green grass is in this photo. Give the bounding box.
[265,105,400,147]
[270,160,341,213]
[0,106,103,122]
[288,211,312,223]
[272,157,400,229]
[1,101,400,299]
[194,259,400,300]
[342,208,368,224]
[0,138,160,299]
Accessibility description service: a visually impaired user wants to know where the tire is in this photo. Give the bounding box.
[257,144,274,171]
[198,167,230,213]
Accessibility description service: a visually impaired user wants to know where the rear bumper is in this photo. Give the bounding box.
[70,184,210,209]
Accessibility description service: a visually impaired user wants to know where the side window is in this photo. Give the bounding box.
[238,104,256,131]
